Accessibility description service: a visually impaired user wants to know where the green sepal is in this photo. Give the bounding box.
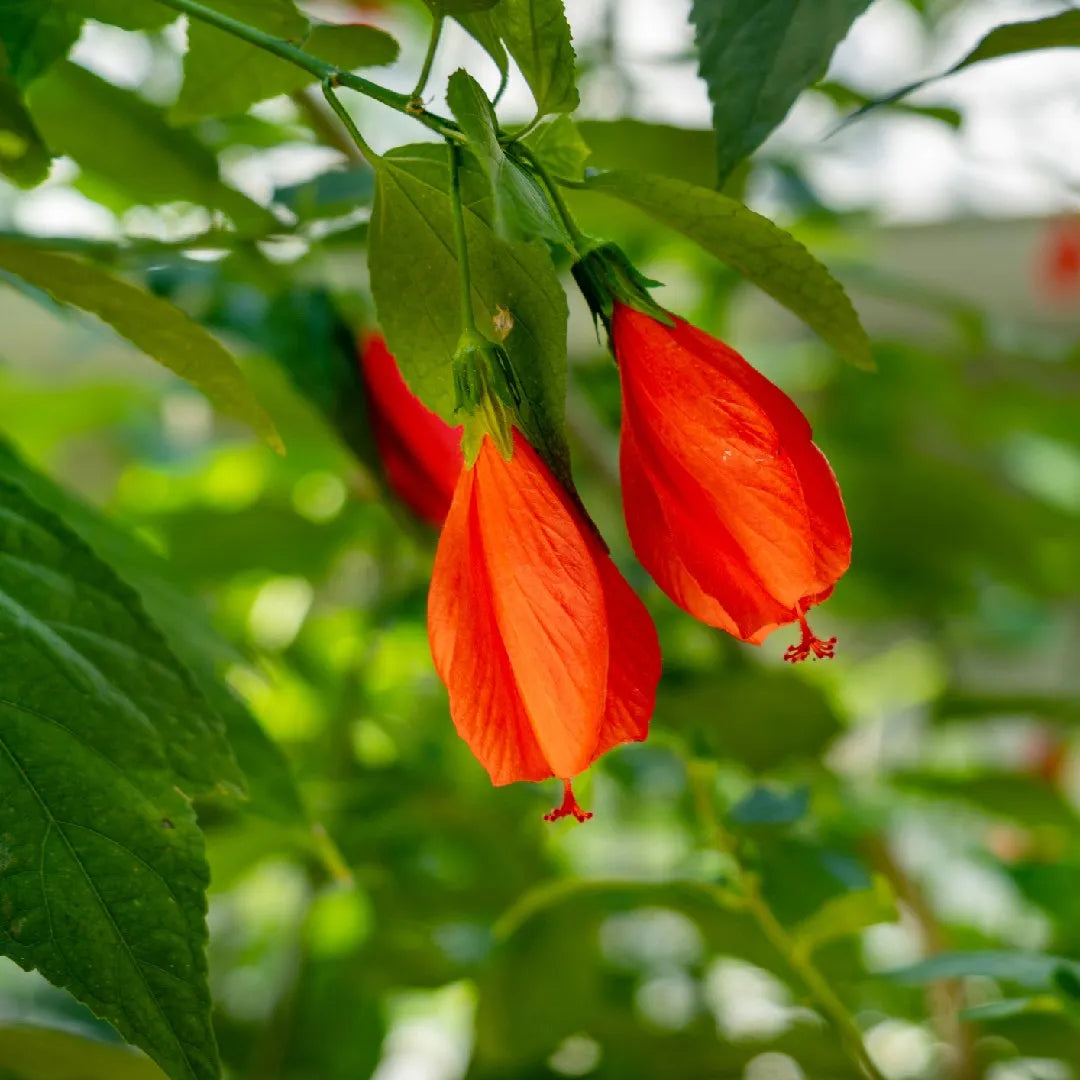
[571,241,673,338]
[452,329,517,464]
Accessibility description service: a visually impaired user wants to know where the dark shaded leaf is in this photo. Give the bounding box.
[0,480,226,1080]
[689,0,872,182]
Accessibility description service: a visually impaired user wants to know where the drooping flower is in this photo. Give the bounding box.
[427,426,660,821]
[358,333,462,527]
[571,242,850,659]
[611,302,851,661]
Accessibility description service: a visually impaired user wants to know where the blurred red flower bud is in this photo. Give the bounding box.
[428,430,660,821]
[358,333,462,527]
[612,303,852,662]
[1037,215,1080,301]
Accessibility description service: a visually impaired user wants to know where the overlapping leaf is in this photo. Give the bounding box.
[586,169,872,368]
[0,240,283,453]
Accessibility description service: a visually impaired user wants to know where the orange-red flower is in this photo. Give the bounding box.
[358,333,462,527]
[427,429,660,820]
[612,303,851,662]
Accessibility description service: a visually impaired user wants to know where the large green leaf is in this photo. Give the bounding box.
[174,11,399,124]
[0,441,305,826]
[585,169,872,368]
[0,0,82,88]
[446,68,569,244]
[491,0,578,116]
[0,480,227,1080]
[26,61,274,231]
[0,73,49,187]
[369,143,572,487]
[689,0,872,183]
[0,240,283,453]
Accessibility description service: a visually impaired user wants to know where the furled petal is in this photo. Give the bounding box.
[620,417,791,642]
[473,433,609,779]
[427,465,553,784]
[612,303,851,645]
[614,306,818,605]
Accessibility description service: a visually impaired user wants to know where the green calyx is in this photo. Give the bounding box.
[452,329,519,464]
[571,241,673,337]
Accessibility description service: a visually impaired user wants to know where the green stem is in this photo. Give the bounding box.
[410,14,444,107]
[153,0,462,140]
[321,80,379,165]
[510,142,586,258]
[688,763,887,1080]
[447,140,477,336]
[502,111,545,145]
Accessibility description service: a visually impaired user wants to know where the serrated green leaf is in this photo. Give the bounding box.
[0,440,305,826]
[174,12,399,124]
[0,0,82,88]
[689,0,872,183]
[491,0,578,116]
[0,240,283,453]
[369,143,572,488]
[0,480,225,1080]
[521,114,589,180]
[585,169,872,368]
[0,73,49,187]
[447,68,569,244]
[26,61,275,231]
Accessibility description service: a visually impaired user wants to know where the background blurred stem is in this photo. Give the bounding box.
[865,835,978,1080]
[689,761,887,1080]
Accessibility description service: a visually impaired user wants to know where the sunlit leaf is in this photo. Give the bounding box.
[369,143,572,488]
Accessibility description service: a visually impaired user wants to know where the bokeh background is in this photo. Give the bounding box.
[2,1,1080,1078]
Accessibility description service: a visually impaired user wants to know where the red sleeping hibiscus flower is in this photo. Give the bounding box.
[1037,216,1080,300]
[358,333,462,527]
[611,302,852,662]
[428,428,660,821]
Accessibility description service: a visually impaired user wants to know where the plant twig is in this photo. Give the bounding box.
[153,0,462,141]
[291,87,364,163]
[509,142,586,258]
[865,834,978,1080]
[688,762,887,1080]
[409,13,444,108]
[321,80,380,165]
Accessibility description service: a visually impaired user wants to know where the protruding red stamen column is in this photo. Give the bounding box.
[783,614,837,664]
[544,779,593,823]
